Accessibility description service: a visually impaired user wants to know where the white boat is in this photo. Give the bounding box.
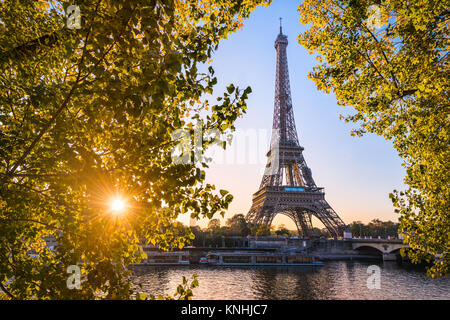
[134,250,190,266]
[201,251,323,267]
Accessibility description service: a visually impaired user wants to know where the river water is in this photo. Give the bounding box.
[131,261,450,300]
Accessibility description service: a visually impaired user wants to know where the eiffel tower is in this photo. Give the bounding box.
[246,22,346,238]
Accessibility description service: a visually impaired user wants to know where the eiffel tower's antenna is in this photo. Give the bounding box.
[279,17,283,34]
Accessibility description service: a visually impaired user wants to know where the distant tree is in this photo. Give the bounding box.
[383,220,399,238]
[247,222,258,236]
[220,226,232,236]
[255,225,272,236]
[298,0,449,277]
[190,226,205,247]
[368,219,399,238]
[367,219,383,237]
[349,220,399,238]
[207,219,221,234]
[226,214,250,236]
[311,227,326,237]
[350,221,365,237]
[275,224,291,237]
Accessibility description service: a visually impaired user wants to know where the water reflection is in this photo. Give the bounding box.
[131,261,450,300]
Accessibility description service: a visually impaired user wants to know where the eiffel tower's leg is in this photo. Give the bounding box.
[290,212,304,237]
[247,202,261,223]
[287,212,300,237]
[286,209,313,238]
[310,200,346,238]
[320,200,346,231]
[246,203,276,231]
[298,210,313,238]
[261,207,276,226]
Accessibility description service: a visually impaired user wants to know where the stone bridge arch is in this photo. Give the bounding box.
[352,241,409,261]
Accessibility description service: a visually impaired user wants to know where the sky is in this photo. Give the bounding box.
[179,0,406,230]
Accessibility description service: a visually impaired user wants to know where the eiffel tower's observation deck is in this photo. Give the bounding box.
[246,21,346,238]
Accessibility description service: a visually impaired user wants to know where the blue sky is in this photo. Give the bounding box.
[182,0,406,229]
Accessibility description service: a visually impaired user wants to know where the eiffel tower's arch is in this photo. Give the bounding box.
[262,206,342,238]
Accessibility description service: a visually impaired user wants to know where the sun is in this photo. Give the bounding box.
[110,198,126,213]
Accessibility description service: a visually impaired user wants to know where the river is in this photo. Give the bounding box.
[131,261,449,300]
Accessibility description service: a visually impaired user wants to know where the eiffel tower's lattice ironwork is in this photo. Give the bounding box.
[246,23,346,238]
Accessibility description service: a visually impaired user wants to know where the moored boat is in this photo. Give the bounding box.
[134,250,190,266]
[201,251,323,267]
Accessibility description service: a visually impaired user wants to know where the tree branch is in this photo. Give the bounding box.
[1,33,59,63]
[0,281,15,299]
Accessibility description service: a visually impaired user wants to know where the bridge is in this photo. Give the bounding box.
[142,237,410,262]
[348,239,409,260]
[245,237,410,261]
